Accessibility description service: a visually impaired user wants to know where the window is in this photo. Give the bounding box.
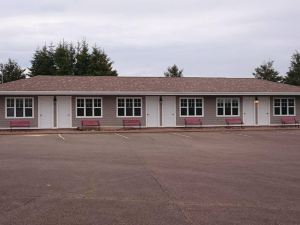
[180,98,203,116]
[273,98,295,116]
[6,97,33,118]
[217,98,240,116]
[117,97,142,117]
[76,98,102,117]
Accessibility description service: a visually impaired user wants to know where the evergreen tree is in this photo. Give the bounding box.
[252,61,282,82]
[74,40,90,75]
[30,45,56,76]
[54,41,74,75]
[88,47,118,76]
[164,64,183,77]
[0,59,25,83]
[29,40,118,76]
[284,51,300,86]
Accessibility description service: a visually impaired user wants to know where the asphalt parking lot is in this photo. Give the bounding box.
[0,130,300,225]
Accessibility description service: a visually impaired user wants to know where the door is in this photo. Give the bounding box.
[146,96,160,127]
[243,97,255,126]
[38,96,54,128]
[258,96,270,125]
[57,96,72,128]
[162,96,176,127]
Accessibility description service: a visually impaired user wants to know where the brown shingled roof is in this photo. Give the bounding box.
[0,75,299,94]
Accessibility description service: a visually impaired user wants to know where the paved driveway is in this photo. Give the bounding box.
[0,130,300,225]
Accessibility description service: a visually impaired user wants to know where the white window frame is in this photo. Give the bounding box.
[273,97,296,116]
[5,97,34,119]
[116,97,142,117]
[216,97,240,117]
[75,97,103,118]
[179,97,204,117]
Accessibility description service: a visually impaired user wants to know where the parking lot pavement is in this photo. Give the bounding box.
[0,130,300,225]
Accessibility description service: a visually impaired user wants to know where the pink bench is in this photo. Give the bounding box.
[281,117,299,127]
[10,120,30,131]
[225,118,243,128]
[123,119,141,128]
[81,120,100,130]
[184,118,202,127]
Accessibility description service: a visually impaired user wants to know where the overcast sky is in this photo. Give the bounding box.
[0,0,299,77]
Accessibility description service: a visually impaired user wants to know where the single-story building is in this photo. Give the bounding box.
[0,75,299,129]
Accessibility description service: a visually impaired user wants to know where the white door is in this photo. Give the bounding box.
[162,96,176,127]
[57,96,72,128]
[243,97,255,126]
[258,96,270,125]
[146,96,160,127]
[38,96,54,129]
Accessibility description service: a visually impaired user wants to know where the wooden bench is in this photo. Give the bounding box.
[225,117,243,128]
[281,117,299,128]
[80,120,101,130]
[184,117,202,127]
[123,119,141,129]
[10,120,30,131]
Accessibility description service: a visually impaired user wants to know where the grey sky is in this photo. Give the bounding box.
[0,0,299,77]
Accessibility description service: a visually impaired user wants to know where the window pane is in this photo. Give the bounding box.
[196,99,202,107]
[181,108,187,116]
[118,99,124,107]
[25,98,32,107]
[274,99,280,107]
[16,108,23,117]
[16,99,23,108]
[86,108,93,116]
[25,108,32,117]
[126,107,133,116]
[94,99,101,107]
[77,108,84,117]
[134,108,141,116]
[282,107,287,115]
[232,99,239,107]
[7,108,14,117]
[232,108,239,115]
[134,99,141,107]
[274,107,280,115]
[225,108,231,115]
[196,108,202,116]
[181,99,187,107]
[288,99,294,107]
[94,108,101,117]
[77,99,84,107]
[218,108,223,116]
[126,99,133,107]
[188,107,195,116]
[86,99,92,107]
[7,99,14,107]
[118,108,124,116]
[289,107,294,115]
[217,99,223,107]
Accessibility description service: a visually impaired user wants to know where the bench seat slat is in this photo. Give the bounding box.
[184,118,202,126]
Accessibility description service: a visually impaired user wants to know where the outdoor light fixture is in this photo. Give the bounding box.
[254,97,259,104]
[54,96,57,103]
[159,96,162,103]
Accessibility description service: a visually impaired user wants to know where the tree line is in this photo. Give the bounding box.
[0,40,299,85]
[253,51,300,86]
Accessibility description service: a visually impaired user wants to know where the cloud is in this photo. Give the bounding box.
[0,0,299,76]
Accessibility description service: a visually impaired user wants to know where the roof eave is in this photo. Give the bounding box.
[0,91,300,96]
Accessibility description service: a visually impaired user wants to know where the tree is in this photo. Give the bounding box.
[284,51,300,86]
[164,64,183,77]
[252,60,282,82]
[0,59,25,83]
[30,45,56,76]
[74,40,90,75]
[29,40,118,76]
[54,41,75,75]
[88,47,118,76]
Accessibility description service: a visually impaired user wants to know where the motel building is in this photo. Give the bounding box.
[0,76,299,129]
